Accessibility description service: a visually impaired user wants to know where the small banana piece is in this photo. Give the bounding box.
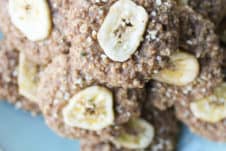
[113,118,154,149]
[190,83,226,123]
[63,86,114,131]
[18,53,39,102]
[152,52,199,86]
[97,0,148,62]
[8,0,52,41]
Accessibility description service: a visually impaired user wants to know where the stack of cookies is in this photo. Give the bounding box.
[0,0,226,150]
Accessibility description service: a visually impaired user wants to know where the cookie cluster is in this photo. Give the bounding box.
[0,0,226,150]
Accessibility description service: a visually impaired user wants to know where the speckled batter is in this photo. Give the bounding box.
[38,54,145,141]
[147,6,223,111]
[174,7,226,141]
[178,0,226,25]
[0,39,40,114]
[68,0,179,88]
[172,7,226,140]
[175,8,226,142]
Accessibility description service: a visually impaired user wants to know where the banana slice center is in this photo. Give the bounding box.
[113,119,154,149]
[113,18,134,47]
[153,51,199,86]
[8,0,52,41]
[97,0,148,62]
[63,86,114,131]
[190,83,226,123]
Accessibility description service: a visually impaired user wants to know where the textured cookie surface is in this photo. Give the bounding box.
[148,6,223,110]
[187,0,226,25]
[0,39,40,114]
[38,54,145,141]
[170,7,226,142]
[68,0,179,88]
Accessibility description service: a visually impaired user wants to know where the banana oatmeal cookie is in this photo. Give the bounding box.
[147,6,223,110]
[144,6,226,142]
[68,0,179,88]
[173,9,226,140]
[38,54,145,142]
[174,8,226,141]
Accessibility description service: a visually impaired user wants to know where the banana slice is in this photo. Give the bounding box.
[113,118,154,149]
[190,83,226,123]
[18,53,39,102]
[63,86,114,131]
[152,52,199,86]
[8,0,52,41]
[97,0,148,62]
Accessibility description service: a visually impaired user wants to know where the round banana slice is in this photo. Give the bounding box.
[152,51,199,86]
[190,83,226,123]
[63,86,114,131]
[113,118,154,149]
[8,0,52,41]
[97,0,148,62]
[18,53,39,103]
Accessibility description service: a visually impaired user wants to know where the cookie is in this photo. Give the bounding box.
[147,6,223,110]
[177,0,226,25]
[175,82,226,142]
[174,8,225,141]
[173,9,226,140]
[38,54,145,141]
[0,0,71,65]
[0,39,40,114]
[68,0,179,88]
[163,7,226,142]
[80,103,179,151]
